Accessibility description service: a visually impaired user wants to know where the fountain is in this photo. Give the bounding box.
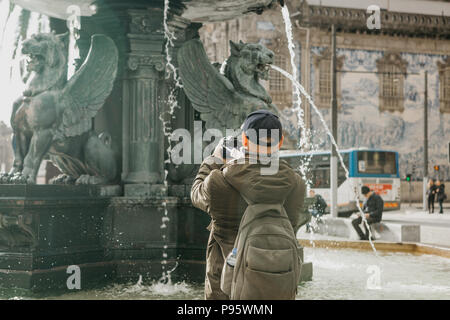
[0,0,449,301]
[1,0,311,293]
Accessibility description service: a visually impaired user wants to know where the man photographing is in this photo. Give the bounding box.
[351,186,384,241]
[190,110,307,300]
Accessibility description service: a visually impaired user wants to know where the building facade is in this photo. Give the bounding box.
[199,0,450,180]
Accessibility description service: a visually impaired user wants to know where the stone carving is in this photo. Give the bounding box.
[1,33,118,185]
[127,54,165,71]
[130,14,154,34]
[0,213,36,249]
[302,4,450,38]
[178,39,278,132]
[437,57,450,113]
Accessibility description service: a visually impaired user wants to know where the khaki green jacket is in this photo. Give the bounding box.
[191,155,307,249]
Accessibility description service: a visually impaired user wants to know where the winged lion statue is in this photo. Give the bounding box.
[0,33,118,185]
[177,39,279,133]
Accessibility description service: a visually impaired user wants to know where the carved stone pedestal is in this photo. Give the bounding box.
[0,184,209,291]
[105,197,209,283]
[0,185,121,290]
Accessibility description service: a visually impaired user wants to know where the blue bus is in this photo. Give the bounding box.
[280,148,401,217]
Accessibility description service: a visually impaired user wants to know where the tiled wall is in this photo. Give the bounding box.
[308,47,449,180]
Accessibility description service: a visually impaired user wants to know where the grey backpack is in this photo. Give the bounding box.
[220,197,302,300]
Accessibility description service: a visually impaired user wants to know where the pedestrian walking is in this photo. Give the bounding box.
[436,180,446,214]
[427,178,437,214]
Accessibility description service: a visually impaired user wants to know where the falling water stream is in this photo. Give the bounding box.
[152,0,183,289]
[279,4,320,188]
[280,5,303,133]
[153,0,198,289]
[277,4,378,254]
[219,58,228,74]
[272,64,378,254]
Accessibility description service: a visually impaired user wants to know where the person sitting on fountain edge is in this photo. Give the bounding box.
[190,110,306,300]
[351,186,384,241]
[305,189,328,233]
[309,189,328,218]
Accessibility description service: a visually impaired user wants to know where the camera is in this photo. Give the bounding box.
[222,136,242,159]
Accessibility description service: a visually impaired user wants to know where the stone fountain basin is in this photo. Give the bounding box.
[12,0,276,22]
[1,245,449,299]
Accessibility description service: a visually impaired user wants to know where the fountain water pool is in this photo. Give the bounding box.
[1,248,448,300]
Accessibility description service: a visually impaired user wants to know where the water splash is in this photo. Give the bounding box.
[271,64,378,254]
[118,275,144,295]
[158,199,171,283]
[219,58,228,74]
[107,273,194,299]
[161,0,182,156]
[163,0,182,88]
[147,278,192,296]
[160,0,183,142]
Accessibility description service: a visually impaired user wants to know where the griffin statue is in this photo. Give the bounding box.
[0,33,118,185]
[177,39,278,133]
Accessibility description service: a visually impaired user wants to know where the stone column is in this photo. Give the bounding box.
[121,9,166,195]
[120,8,200,197]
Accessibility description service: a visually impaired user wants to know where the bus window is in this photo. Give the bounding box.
[311,166,330,188]
[281,152,349,188]
[357,151,396,175]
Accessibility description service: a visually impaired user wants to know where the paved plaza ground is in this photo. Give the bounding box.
[298,203,450,248]
[382,204,450,247]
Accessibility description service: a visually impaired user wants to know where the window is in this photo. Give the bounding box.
[318,59,331,106]
[292,153,349,188]
[313,47,344,109]
[357,151,397,175]
[382,64,401,98]
[268,54,293,110]
[311,166,330,188]
[376,52,408,113]
[269,55,286,91]
[438,57,450,113]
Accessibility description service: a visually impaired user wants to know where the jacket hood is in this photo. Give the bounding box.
[222,158,298,204]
